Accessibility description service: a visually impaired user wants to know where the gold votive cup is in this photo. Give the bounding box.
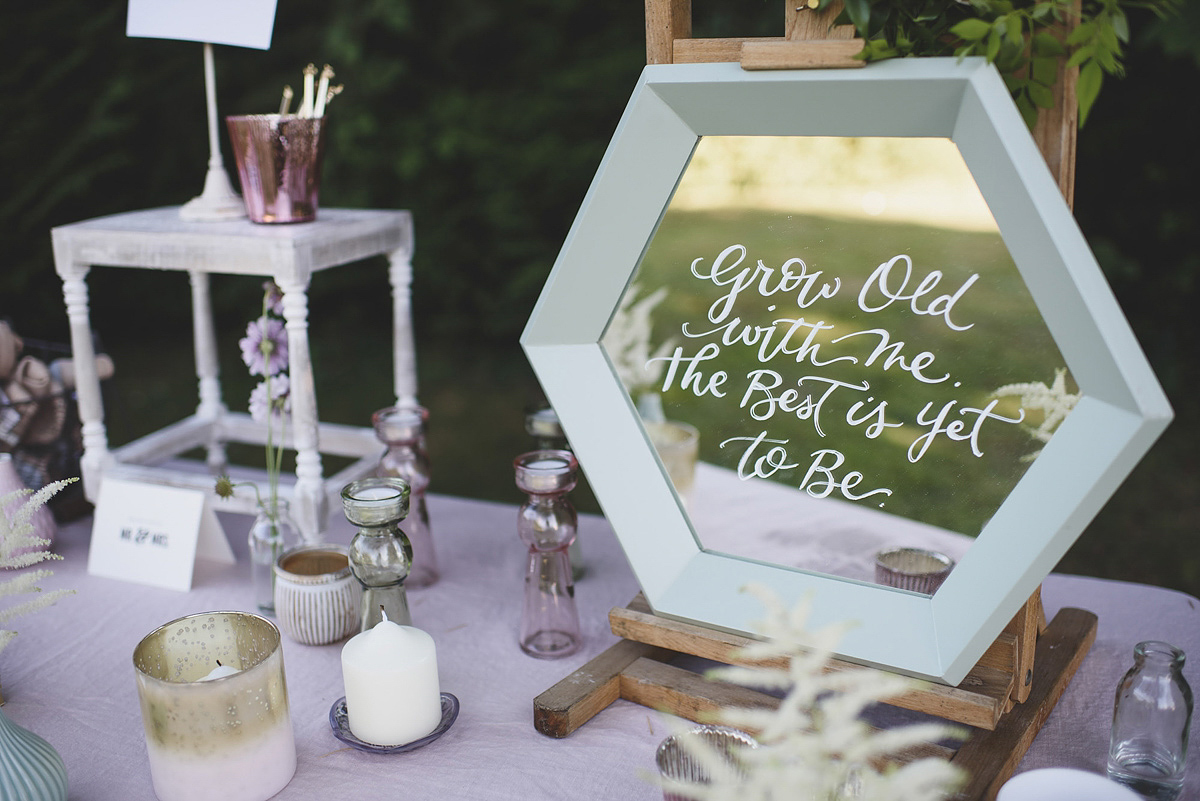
[132,611,296,801]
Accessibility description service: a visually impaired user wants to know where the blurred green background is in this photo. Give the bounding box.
[3,2,1199,594]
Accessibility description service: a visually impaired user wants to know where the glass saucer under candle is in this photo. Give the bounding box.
[329,693,459,754]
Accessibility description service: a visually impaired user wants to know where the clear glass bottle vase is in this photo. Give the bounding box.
[514,449,581,659]
[1108,640,1194,800]
[372,405,438,589]
[248,498,300,615]
[341,476,414,631]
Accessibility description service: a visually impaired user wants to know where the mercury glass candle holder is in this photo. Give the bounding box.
[874,547,955,594]
[225,114,326,224]
[655,724,759,801]
[342,477,414,631]
[132,611,296,801]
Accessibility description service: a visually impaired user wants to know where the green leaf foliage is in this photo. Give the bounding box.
[844,0,1179,129]
[951,19,993,41]
[1077,59,1105,124]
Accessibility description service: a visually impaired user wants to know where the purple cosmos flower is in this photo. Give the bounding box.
[248,374,291,424]
[262,281,285,316]
[239,317,288,377]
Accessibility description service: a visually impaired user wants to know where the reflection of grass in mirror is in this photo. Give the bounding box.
[622,208,1069,535]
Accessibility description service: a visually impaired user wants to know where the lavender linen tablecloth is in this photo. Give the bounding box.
[2,493,1197,799]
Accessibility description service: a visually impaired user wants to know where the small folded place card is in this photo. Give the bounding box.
[87,479,235,591]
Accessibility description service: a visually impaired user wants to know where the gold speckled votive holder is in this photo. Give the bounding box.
[132,611,296,801]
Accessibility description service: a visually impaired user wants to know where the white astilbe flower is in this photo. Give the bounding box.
[658,584,966,801]
[604,283,677,395]
[992,367,1080,460]
[0,478,76,653]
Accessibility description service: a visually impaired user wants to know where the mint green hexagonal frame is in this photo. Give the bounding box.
[520,58,1171,683]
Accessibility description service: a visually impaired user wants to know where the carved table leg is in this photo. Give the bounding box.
[189,269,228,472]
[54,260,108,500]
[387,244,418,408]
[278,277,326,543]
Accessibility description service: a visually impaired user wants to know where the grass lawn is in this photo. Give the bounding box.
[612,206,1069,537]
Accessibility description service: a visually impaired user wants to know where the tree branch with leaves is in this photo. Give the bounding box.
[830,0,1178,127]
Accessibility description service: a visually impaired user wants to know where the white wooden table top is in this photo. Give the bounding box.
[51,206,413,280]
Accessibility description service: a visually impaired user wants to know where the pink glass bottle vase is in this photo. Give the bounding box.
[514,449,581,659]
[372,405,438,589]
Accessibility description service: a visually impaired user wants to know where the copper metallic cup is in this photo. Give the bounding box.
[226,114,326,223]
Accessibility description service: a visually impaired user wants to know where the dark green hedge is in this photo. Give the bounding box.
[4,2,1200,590]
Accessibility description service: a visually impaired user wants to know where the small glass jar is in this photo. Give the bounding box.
[524,404,584,579]
[249,499,300,615]
[341,477,414,631]
[1108,640,1193,800]
[372,405,438,589]
[514,449,581,659]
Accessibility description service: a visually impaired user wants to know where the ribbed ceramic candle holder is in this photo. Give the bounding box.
[273,544,360,645]
[874,547,955,594]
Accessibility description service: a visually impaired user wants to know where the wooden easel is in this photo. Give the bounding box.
[533,3,1098,798]
[537,595,1096,799]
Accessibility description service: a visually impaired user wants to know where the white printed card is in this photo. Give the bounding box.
[88,479,234,592]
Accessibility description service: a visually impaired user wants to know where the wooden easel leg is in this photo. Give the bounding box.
[619,656,779,724]
[1004,587,1048,704]
[950,607,1097,801]
[534,639,673,738]
[535,606,1096,801]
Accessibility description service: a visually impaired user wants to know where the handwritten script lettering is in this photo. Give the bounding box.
[644,243,1023,507]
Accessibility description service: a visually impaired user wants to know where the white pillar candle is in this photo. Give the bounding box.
[341,615,441,746]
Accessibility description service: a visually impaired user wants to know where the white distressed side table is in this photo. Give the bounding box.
[51,207,417,542]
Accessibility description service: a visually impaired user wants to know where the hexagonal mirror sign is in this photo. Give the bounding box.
[521,58,1171,683]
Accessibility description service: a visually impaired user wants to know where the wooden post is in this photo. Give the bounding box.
[645,0,691,65]
[1030,0,1081,208]
[784,1,855,41]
